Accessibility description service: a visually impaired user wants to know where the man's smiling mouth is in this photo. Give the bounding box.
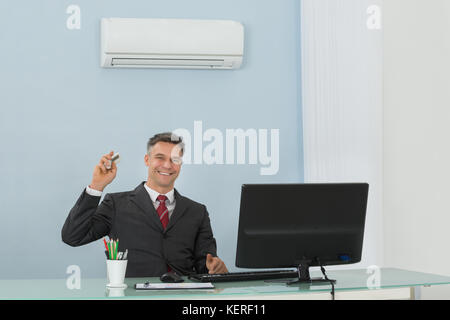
[157,171,174,176]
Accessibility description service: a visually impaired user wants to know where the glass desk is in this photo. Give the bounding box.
[0,268,449,300]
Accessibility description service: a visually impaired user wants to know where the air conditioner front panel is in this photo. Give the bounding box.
[102,18,244,57]
[101,18,244,69]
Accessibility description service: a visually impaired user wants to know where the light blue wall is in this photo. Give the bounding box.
[0,0,302,278]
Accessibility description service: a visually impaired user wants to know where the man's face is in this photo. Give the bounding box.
[145,142,182,191]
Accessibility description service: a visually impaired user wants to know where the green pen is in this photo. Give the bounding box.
[112,240,115,260]
[108,241,112,260]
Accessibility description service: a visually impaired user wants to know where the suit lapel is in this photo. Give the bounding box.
[130,182,164,232]
[165,189,189,232]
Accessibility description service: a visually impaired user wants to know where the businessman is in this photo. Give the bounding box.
[62,132,228,277]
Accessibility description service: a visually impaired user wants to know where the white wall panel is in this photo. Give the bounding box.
[301,0,383,268]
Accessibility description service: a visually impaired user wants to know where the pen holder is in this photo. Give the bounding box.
[106,259,128,288]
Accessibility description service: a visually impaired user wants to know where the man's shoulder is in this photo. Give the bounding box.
[175,190,207,210]
[103,189,135,201]
[105,190,132,197]
[181,195,205,208]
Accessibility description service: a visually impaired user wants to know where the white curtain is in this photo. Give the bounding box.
[300,0,383,267]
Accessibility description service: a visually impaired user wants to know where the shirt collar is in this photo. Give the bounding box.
[144,183,175,204]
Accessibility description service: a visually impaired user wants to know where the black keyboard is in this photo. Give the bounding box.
[188,270,298,282]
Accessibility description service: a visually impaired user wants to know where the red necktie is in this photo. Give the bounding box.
[157,194,171,272]
[156,195,169,229]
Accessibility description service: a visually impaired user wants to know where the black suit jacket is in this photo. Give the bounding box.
[61,182,217,277]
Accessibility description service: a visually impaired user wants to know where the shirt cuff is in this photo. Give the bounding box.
[85,185,103,197]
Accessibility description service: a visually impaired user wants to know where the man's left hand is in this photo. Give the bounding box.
[206,253,228,274]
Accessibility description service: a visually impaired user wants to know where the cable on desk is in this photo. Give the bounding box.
[319,262,336,301]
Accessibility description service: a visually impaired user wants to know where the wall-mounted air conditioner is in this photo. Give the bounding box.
[101,18,244,69]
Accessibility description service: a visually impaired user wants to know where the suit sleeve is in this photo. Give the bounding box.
[61,189,115,247]
[193,205,217,274]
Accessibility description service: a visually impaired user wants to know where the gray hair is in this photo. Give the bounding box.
[147,132,184,156]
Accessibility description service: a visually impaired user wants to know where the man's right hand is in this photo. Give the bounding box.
[89,151,117,192]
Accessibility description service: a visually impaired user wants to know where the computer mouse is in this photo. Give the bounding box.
[160,271,184,283]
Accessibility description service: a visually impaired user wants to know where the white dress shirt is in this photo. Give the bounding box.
[86,183,176,219]
[143,183,176,219]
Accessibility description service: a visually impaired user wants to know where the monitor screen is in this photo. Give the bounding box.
[235,183,369,270]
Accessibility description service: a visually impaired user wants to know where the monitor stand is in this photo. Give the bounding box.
[286,260,336,286]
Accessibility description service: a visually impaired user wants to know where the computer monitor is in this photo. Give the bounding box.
[235,183,369,283]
